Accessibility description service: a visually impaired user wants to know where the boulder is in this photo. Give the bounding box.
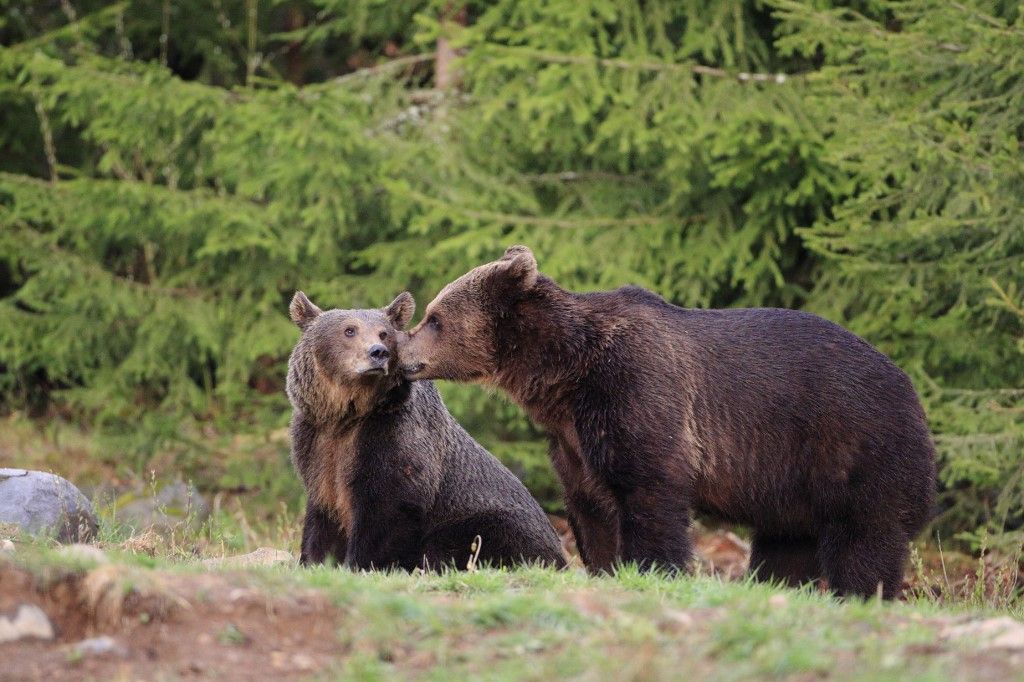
[0,604,55,643]
[117,480,210,533]
[0,469,97,542]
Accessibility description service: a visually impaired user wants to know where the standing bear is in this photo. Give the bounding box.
[287,290,565,570]
[399,246,936,598]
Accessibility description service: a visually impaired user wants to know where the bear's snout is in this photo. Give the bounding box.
[368,343,390,364]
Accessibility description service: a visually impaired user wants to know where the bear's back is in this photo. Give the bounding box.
[572,290,933,532]
[583,290,917,421]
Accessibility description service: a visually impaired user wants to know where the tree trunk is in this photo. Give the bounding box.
[435,4,467,90]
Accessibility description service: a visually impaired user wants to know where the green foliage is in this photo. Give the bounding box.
[774,0,1024,551]
[0,0,1021,548]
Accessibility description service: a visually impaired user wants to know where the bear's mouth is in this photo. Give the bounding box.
[401,362,425,378]
[358,366,388,377]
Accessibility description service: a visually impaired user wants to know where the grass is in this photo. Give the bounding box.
[3,414,1024,679]
[5,539,1023,681]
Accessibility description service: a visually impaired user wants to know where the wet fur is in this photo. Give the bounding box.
[401,249,937,598]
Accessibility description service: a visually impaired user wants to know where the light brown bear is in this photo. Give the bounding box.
[287,291,565,570]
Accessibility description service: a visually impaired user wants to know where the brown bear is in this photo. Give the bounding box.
[399,246,937,598]
[287,290,565,570]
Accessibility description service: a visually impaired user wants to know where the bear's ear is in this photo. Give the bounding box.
[384,291,415,329]
[495,245,538,289]
[290,291,323,331]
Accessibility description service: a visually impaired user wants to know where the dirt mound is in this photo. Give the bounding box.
[0,562,339,680]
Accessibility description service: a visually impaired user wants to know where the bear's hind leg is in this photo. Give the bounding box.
[749,534,820,588]
[423,515,566,570]
[818,524,908,600]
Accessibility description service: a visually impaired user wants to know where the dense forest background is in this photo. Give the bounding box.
[1,0,1021,551]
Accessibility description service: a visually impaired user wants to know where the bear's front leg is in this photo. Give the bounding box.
[564,487,620,573]
[300,504,347,567]
[550,438,619,572]
[345,502,426,571]
[577,413,693,573]
[615,484,694,573]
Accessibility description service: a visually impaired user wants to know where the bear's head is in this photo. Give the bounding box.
[286,291,415,422]
[400,245,538,382]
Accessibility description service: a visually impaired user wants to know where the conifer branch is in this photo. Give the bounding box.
[4,2,128,54]
[479,44,793,84]
[401,188,701,229]
[1,214,203,300]
[520,171,652,184]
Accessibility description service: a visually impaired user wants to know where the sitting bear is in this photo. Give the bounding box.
[286,290,565,571]
[399,246,936,598]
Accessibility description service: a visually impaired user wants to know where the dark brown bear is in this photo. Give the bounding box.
[287,290,565,570]
[399,246,936,598]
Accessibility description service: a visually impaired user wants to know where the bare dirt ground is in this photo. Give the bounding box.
[1,563,342,681]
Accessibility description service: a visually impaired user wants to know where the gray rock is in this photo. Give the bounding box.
[0,604,55,643]
[117,480,210,533]
[0,469,97,542]
[69,635,128,658]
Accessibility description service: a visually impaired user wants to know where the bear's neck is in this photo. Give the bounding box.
[492,277,604,425]
[303,374,408,432]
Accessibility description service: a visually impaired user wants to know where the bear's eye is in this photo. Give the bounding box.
[344,326,357,337]
[427,315,440,330]
[379,331,388,341]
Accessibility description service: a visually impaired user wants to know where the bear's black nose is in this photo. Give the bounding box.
[369,344,390,362]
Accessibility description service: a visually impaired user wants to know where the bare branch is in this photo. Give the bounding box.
[331,53,437,85]
[32,96,59,184]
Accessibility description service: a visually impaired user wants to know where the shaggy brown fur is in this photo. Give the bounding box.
[287,291,565,570]
[399,246,937,598]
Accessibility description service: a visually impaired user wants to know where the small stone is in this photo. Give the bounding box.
[0,604,55,643]
[292,653,316,671]
[768,594,789,608]
[659,608,695,633]
[271,650,288,669]
[566,591,612,619]
[943,616,1024,650]
[0,539,14,555]
[202,547,294,569]
[69,635,127,658]
[58,543,109,565]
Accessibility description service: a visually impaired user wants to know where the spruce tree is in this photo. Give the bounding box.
[1,1,1020,542]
